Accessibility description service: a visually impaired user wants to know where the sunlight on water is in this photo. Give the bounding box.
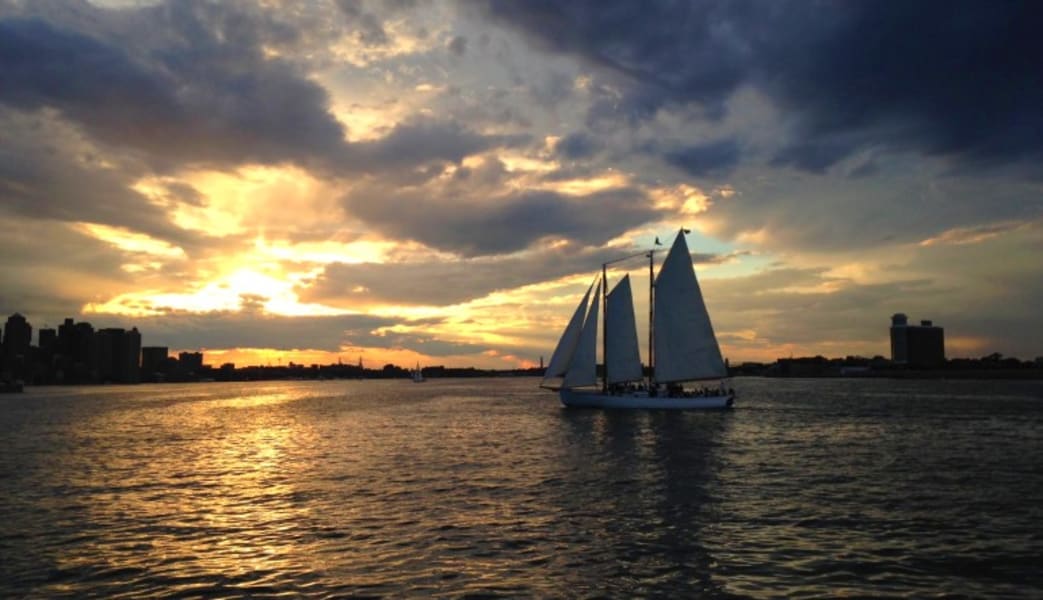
[1,378,1041,597]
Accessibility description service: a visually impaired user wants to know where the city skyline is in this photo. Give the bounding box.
[1,1,1041,369]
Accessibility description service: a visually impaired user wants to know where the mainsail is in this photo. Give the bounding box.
[542,280,594,382]
[605,274,643,384]
[563,279,601,388]
[653,231,727,382]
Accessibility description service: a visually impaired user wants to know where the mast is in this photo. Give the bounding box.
[601,263,608,393]
[599,244,662,391]
[648,248,655,389]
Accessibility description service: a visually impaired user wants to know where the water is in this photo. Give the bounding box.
[1,377,1040,598]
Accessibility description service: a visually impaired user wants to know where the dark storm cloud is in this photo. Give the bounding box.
[342,185,664,257]
[346,119,530,173]
[335,0,390,45]
[472,0,1043,173]
[706,164,1043,252]
[448,35,468,56]
[664,138,741,177]
[555,133,601,160]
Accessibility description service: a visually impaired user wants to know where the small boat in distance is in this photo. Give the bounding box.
[542,229,734,409]
[412,362,425,383]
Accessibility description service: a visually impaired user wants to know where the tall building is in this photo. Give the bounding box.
[890,314,945,368]
[94,328,122,382]
[36,328,59,383]
[57,318,95,382]
[124,327,141,384]
[38,328,57,352]
[94,327,142,383]
[2,313,32,377]
[141,346,169,381]
[179,351,204,374]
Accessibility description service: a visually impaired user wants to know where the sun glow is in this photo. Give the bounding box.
[648,183,711,214]
[76,223,187,259]
[164,166,341,238]
[541,172,630,196]
[85,263,350,318]
[254,237,395,265]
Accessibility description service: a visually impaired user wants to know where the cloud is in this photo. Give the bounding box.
[664,138,741,177]
[84,310,490,357]
[917,220,1034,247]
[471,0,1043,173]
[335,0,390,46]
[300,242,669,307]
[345,118,530,173]
[0,9,349,173]
[555,133,601,160]
[0,3,516,178]
[342,180,664,256]
[98,311,387,352]
[448,34,467,56]
[702,218,1043,360]
[700,163,1043,253]
[0,109,205,248]
[0,217,139,318]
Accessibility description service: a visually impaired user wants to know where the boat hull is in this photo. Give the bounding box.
[559,388,733,410]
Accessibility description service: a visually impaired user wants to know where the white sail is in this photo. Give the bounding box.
[563,279,601,388]
[605,274,643,384]
[543,280,595,381]
[653,231,727,382]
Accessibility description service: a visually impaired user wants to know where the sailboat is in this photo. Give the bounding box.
[542,229,734,409]
[412,362,425,383]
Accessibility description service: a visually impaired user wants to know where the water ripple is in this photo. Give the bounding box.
[1,378,1040,597]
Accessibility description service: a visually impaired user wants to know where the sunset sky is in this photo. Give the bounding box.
[1,0,1041,368]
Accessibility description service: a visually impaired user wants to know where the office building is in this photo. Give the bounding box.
[3,313,32,376]
[140,346,168,381]
[890,313,945,368]
[38,328,57,352]
[94,327,142,383]
[179,351,204,374]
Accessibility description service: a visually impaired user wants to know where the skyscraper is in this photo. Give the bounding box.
[124,327,141,384]
[94,327,142,383]
[2,313,32,377]
[38,328,57,352]
[57,318,95,382]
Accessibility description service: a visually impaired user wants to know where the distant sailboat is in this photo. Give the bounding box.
[542,229,734,409]
[412,362,425,383]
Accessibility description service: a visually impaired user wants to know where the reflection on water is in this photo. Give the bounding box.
[1,377,1041,597]
[553,409,732,596]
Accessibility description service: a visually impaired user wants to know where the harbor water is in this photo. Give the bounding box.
[1,377,1040,597]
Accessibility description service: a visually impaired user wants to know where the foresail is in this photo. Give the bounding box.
[605,274,643,384]
[563,279,601,388]
[653,231,727,382]
[542,280,594,382]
